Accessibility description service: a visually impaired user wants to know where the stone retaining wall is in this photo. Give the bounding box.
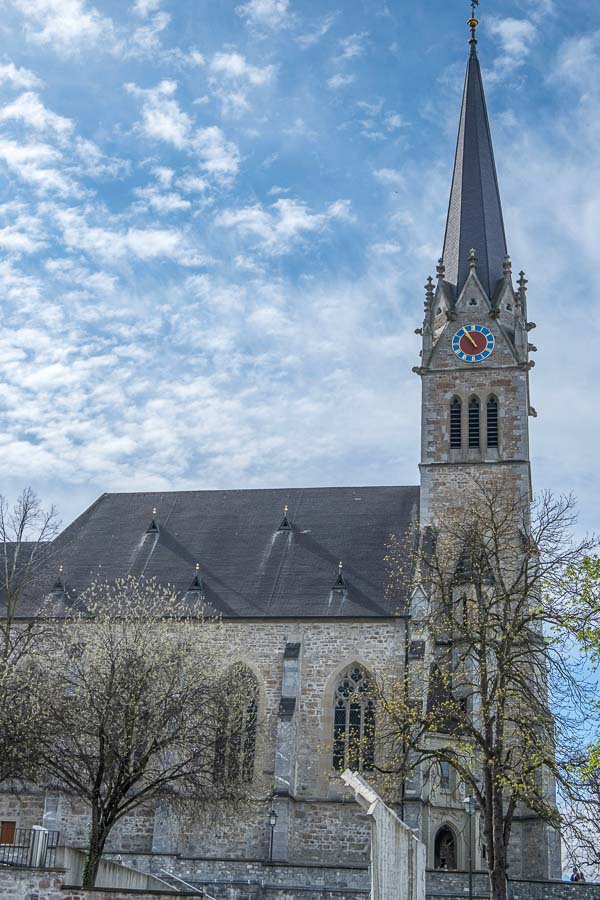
[2,862,600,900]
[0,866,65,899]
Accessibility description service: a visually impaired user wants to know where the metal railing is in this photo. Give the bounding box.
[0,826,60,869]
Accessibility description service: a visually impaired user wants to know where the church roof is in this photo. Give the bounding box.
[42,486,419,619]
[441,36,508,299]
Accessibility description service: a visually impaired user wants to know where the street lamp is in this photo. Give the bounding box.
[268,808,278,862]
[463,797,476,900]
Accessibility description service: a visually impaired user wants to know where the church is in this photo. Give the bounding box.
[0,12,562,899]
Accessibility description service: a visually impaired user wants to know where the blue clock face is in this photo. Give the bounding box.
[452,325,495,362]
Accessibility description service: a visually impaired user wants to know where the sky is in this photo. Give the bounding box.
[0,0,599,531]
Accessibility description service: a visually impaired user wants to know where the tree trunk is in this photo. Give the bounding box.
[489,865,507,900]
[82,820,109,889]
[489,805,508,900]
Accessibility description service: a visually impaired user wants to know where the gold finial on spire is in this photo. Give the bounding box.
[284,504,288,515]
[195,562,200,572]
[338,561,343,572]
[468,0,479,45]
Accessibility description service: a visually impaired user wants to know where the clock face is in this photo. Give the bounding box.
[452,325,495,362]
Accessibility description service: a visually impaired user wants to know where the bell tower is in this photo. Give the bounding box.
[415,12,536,527]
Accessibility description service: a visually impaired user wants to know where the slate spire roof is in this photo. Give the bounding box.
[441,25,508,299]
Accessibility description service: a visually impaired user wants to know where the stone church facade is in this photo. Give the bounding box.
[0,17,562,898]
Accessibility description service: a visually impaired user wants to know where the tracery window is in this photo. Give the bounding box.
[487,396,498,448]
[434,825,457,870]
[332,665,375,772]
[468,397,480,448]
[213,665,258,784]
[450,398,462,449]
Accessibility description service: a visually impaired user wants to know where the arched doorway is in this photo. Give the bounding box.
[434,825,457,870]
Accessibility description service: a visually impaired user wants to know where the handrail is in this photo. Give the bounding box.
[115,861,179,894]
[159,867,205,896]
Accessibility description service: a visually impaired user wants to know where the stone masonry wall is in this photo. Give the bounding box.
[0,619,404,869]
[0,866,65,900]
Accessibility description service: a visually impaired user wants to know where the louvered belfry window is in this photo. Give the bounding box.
[468,397,480,448]
[332,666,375,772]
[487,396,499,448]
[450,398,462,449]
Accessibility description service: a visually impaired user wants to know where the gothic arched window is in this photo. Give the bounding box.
[214,664,259,784]
[487,396,499,448]
[434,825,457,870]
[332,665,375,773]
[468,397,480,448]
[450,398,462,449]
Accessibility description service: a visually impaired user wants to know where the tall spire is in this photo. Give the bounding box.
[441,6,508,299]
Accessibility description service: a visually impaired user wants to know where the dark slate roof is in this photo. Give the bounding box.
[41,486,419,619]
[442,40,508,299]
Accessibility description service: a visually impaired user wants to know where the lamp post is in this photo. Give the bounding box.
[268,808,278,862]
[463,797,476,900]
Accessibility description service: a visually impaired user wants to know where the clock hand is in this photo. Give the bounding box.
[463,328,478,348]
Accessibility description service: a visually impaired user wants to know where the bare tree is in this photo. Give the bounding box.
[0,488,59,783]
[373,481,594,900]
[31,576,259,889]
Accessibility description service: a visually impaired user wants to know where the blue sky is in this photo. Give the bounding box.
[0,0,598,530]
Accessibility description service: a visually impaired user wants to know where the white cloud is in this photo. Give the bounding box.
[0,62,42,89]
[209,52,275,117]
[187,51,206,67]
[236,0,290,29]
[372,241,402,255]
[152,166,174,187]
[0,92,73,135]
[373,167,405,188]
[486,16,537,80]
[126,80,191,148]
[130,11,170,53]
[487,17,536,61]
[327,199,355,222]
[0,203,46,254]
[126,81,240,181]
[297,12,337,49]
[192,126,240,181]
[554,31,600,96]
[176,174,209,194]
[7,0,115,54]
[385,112,408,131]
[132,0,162,16]
[133,185,191,213]
[53,207,206,266]
[216,197,352,255]
[210,52,275,87]
[338,32,368,61]
[0,139,74,194]
[328,73,355,90]
[73,138,129,180]
[215,90,251,117]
